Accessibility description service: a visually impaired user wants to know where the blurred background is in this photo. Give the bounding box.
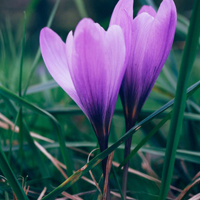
[0,0,195,53]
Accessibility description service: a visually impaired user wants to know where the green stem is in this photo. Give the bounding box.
[98,137,111,200]
[121,117,136,199]
[122,135,132,199]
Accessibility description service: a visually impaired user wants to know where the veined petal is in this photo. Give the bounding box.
[141,0,177,96]
[110,0,133,25]
[120,0,177,127]
[120,13,154,126]
[110,0,133,62]
[66,18,108,124]
[66,18,126,137]
[104,24,126,125]
[40,27,81,108]
[137,5,156,17]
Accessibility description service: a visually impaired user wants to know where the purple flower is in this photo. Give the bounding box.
[40,18,126,157]
[110,0,177,130]
[110,0,177,197]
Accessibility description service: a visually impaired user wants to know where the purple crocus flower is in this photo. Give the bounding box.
[110,0,177,196]
[40,18,126,176]
[110,0,177,130]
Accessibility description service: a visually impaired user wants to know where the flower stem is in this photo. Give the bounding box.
[103,152,114,200]
[99,138,111,200]
[122,135,132,199]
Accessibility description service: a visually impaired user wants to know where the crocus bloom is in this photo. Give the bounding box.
[110,0,177,196]
[110,0,177,130]
[40,18,126,175]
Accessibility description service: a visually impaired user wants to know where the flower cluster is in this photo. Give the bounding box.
[40,0,177,188]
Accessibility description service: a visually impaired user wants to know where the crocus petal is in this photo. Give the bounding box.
[40,28,82,108]
[66,18,126,140]
[120,13,154,127]
[141,0,177,96]
[110,0,133,25]
[137,5,156,17]
[120,0,177,128]
[109,0,133,64]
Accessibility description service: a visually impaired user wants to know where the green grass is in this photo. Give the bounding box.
[0,0,200,199]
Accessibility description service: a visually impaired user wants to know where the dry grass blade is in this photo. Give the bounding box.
[81,175,98,186]
[35,144,83,199]
[39,145,100,191]
[61,191,83,200]
[103,151,114,200]
[189,193,200,200]
[37,187,47,200]
[138,152,176,199]
[112,161,183,194]
[138,151,159,180]
[87,148,102,195]
[0,113,54,143]
[55,149,133,200]
[111,191,136,200]
[69,146,91,156]
[114,161,161,182]
[76,174,135,200]
[192,171,200,180]
[34,141,68,179]
[29,133,54,143]
[23,181,29,195]
[176,171,200,200]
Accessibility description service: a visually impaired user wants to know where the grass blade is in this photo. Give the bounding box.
[0,146,29,200]
[18,12,27,175]
[74,0,88,18]
[0,30,6,73]
[5,18,16,63]
[111,166,124,200]
[159,0,200,199]
[19,12,26,98]
[25,80,58,95]
[143,147,200,165]
[23,0,61,96]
